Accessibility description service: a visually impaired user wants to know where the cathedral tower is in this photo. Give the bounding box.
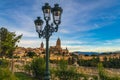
[56,38,61,48]
[40,42,44,49]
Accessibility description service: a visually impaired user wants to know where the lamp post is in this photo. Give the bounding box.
[34,3,63,80]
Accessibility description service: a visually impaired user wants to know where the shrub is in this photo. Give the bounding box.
[24,57,45,80]
[24,63,31,74]
[0,59,9,68]
[15,72,36,80]
[0,67,18,80]
[55,59,80,80]
[98,63,120,80]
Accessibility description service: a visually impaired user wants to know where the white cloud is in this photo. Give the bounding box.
[18,39,41,48]
[59,29,70,34]
[16,30,37,37]
[61,40,86,45]
[104,39,120,45]
[62,45,120,52]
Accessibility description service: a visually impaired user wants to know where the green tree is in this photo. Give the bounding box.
[26,51,36,58]
[0,27,22,58]
[24,57,45,80]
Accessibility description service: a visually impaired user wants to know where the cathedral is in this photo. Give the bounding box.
[40,38,69,55]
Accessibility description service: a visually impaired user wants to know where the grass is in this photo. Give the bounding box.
[15,72,37,80]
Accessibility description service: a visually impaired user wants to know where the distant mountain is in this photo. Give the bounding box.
[71,51,99,55]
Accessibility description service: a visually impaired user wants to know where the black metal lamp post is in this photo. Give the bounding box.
[34,3,63,80]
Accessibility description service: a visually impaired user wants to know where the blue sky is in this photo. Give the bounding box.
[0,0,120,52]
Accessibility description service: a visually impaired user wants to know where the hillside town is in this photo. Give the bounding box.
[13,38,120,62]
[13,38,69,61]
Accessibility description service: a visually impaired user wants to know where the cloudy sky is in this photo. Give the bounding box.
[0,0,120,52]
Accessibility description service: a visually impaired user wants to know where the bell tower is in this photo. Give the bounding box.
[56,38,61,48]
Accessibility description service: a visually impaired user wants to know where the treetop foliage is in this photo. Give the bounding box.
[0,27,22,58]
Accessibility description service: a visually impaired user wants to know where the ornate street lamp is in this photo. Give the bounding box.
[34,3,63,80]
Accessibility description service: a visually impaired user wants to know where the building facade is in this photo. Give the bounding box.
[40,38,69,55]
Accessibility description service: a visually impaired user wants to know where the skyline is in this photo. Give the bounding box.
[0,0,120,52]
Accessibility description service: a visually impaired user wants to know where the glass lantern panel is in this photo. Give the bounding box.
[44,9,50,13]
[44,9,50,19]
[54,11,60,16]
[36,25,42,32]
[53,11,60,24]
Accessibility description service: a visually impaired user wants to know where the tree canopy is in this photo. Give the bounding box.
[26,51,36,58]
[0,27,22,58]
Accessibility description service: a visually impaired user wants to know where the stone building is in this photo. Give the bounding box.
[40,38,69,55]
[13,47,26,58]
[49,38,69,55]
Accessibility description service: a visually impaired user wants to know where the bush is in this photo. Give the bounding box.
[24,63,31,74]
[0,67,18,80]
[98,63,120,80]
[55,59,80,80]
[0,59,9,68]
[24,57,45,80]
[15,72,36,80]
